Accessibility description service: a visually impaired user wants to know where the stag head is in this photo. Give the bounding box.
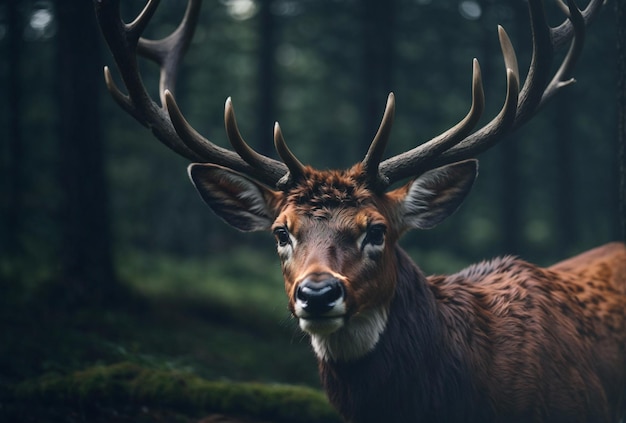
[188,147,477,357]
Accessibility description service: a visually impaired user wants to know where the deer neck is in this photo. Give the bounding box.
[309,247,439,362]
[316,247,483,422]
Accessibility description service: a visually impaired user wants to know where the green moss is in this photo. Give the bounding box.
[12,362,341,423]
[117,249,287,322]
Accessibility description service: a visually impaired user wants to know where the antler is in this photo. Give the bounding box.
[96,0,602,191]
[366,0,603,189]
[94,0,288,186]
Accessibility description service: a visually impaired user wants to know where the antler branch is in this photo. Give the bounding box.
[94,0,288,186]
[369,0,602,188]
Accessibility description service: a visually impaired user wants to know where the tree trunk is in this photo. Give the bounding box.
[256,0,277,156]
[494,0,524,256]
[55,0,118,305]
[4,0,24,259]
[617,0,626,243]
[555,91,576,252]
[499,139,522,255]
[359,0,395,152]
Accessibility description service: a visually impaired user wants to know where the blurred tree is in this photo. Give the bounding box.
[618,0,626,242]
[54,0,118,305]
[494,0,523,255]
[359,0,395,152]
[257,0,277,156]
[554,90,576,251]
[4,0,24,261]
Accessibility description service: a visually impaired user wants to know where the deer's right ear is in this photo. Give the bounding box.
[188,163,279,232]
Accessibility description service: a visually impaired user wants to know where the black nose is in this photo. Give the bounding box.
[296,275,345,315]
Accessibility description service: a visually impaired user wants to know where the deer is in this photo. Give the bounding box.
[94,0,626,422]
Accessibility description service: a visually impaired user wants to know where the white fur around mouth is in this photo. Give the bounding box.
[299,315,345,335]
[294,297,347,336]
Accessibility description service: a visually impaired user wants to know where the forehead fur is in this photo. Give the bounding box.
[285,164,374,217]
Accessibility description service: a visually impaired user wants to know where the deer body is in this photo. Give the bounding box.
[319,244,626,423]
[94,0,624,421]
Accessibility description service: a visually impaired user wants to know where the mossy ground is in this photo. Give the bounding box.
[7,362,338,422]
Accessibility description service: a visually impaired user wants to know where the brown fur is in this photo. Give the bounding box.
[427,243,626,422]
[317,244,626,423]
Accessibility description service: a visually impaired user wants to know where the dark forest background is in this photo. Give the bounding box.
[0,0,624,421]
[1,0,622,301]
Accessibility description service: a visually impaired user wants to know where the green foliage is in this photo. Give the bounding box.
[9,362,340,423]
[117,247,287,321]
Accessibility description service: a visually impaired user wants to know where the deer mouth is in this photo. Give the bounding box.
[294,299,347,335]
[298,314,346,335]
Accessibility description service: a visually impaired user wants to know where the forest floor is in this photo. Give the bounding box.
[0,250,341,423]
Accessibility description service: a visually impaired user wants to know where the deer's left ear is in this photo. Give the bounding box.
[396,159,478,230]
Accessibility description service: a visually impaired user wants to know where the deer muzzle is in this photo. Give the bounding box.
[294,273,346,335]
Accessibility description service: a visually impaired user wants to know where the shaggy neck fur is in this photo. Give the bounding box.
[317,247,488,423]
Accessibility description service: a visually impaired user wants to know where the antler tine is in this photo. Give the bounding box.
[362,93,396,187]
[94,0,288,187]
[377,56,488,185]
[224,98,290,182]
[420,27,521,170]
[137,0,200,104]
[513,0,600,128]
[377,0,601,186]
[552,0,603,49]
[274,122,306,187]
[99,0,161,119]
[438,27,521,161]
[164,90,280,184]
[103,66,137,120]
[126,0,160,44]
[540,0,585,104]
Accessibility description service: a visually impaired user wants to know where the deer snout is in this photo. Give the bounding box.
[294,274,347,335]
[296,275,345,316]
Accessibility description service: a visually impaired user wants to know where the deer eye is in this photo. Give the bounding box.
[273,227,291,247]
[364,224,386,247]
